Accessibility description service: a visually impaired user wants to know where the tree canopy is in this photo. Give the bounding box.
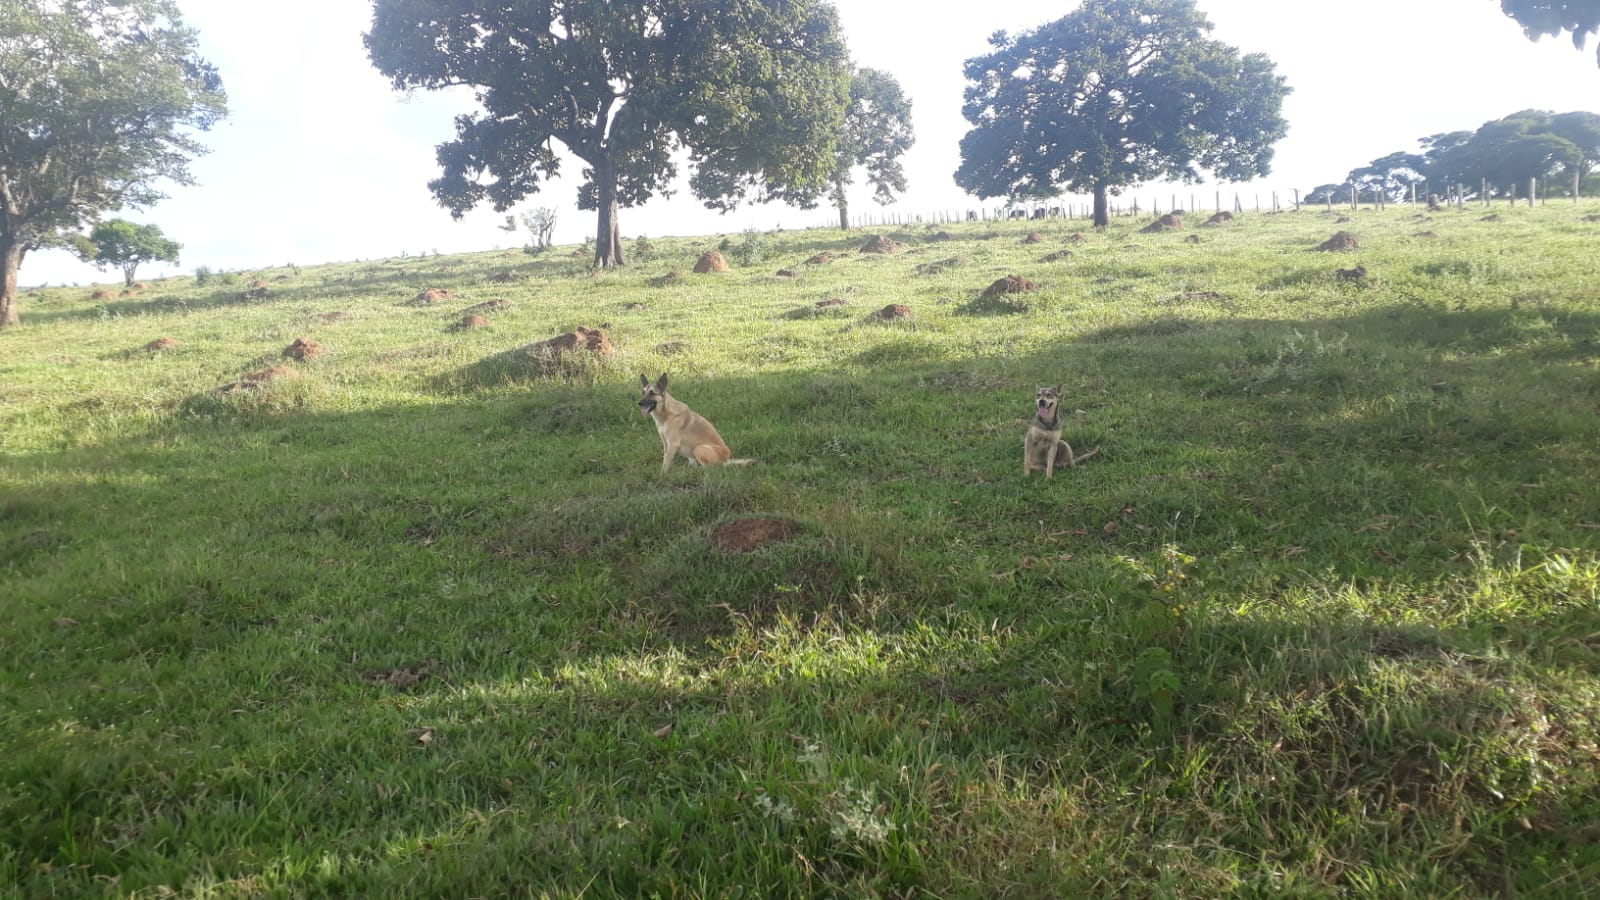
[365,0,852,268]
[828,67,915,230]
[76,219,182,286]
[953,0,1290,227]
[1308,110,1600,202]
[1500,0,1600,65]
[0,0,225,328]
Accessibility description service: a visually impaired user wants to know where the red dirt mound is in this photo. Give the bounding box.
[1140,213,1183,234]
[531,326,614,358]
[218,365,301,393]
[805,252,833,265]
[1314,231,1361,252]
[860,234,903,254]
[1041,250,1074,263]
[282,338,325,360]
[693,251,729,273]
[1584,214,1600,223]
[144,337,180,351]
[775,268,797,278]
[1204,211,1234,225]
[452,314,489,331]
[91,290,114,300]
[412,288,454,304]
[981,274,1038,298]
[1335,265,1368,281]
[875,304,913,320]
[711,517,799,552]
[1022,232,1044,244]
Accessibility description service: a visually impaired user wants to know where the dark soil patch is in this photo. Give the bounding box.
[1584,214,1600,223]
[1335,265,1369,281]
[144,337,180,351]
[1480,214,1503,223]
[916,256,967,276]
[1314,231,1361,252]
[1022,232,1044,244]
[465,299,511,314]
[1335,216,1351,224]
[317,311,350,322]
[932,231,953,241]
[805,252,834,265]
[816,298,847,308]
[775,268,797,278]
[623,302,649,311]
[1415,231,1438,239]
[652,271,684,287]
[710,517,800,552]
[1063,233,1088,244]
[1041,250,1074,263]
[874,303,913,320]
[693,251,729,273]
[655,341,688,356]
[1204,211,1235,225]
[1184,234,1202,244]
[243,287,271,300]
[362,659,440,691]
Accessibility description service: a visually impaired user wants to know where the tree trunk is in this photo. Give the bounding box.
[1092,184,1110,228]
[833,179,850,231]
[592,159,624,268]
[124,264,139,287]
[0,238,23,329]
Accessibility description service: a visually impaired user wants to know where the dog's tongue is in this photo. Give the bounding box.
[640,407,650,417]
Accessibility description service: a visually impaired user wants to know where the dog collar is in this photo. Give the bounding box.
[1034,414,1059,430]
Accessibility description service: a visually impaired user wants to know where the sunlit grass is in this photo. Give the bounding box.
[3,204,1600,895]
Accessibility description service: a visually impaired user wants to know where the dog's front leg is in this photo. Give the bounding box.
[1044,439,1059,478]
[661,439,679,472]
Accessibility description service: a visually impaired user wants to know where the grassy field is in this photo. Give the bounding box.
[3,203,1599,897]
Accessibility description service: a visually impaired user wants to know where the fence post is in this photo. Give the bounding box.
[1293,188,1300,211]
[1529,177,1536,208]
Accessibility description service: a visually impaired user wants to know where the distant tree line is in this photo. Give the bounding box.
[1306,110,1600,204]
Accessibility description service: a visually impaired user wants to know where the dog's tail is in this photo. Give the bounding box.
[725,458,758,467]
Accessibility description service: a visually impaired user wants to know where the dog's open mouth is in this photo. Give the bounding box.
[640,399,657,416]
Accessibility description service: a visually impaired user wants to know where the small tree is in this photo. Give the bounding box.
[0,0,225,328]
[520,207,558,252]
[955,0,1290,228]
[76,219,181,286]
[830,67,915,231]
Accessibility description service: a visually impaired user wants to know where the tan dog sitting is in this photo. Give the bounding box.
[1025,384,1098,477]
[639,373,754,472]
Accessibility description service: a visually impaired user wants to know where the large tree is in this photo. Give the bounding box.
[75,219,182,287]
[954,0,1289,228]
[1348,151,1428,203]
[829,67,914,231]
[365,0,851,268]
[1424,110,1597,197]
[0,0,224,329]
[1500,0,1600,66]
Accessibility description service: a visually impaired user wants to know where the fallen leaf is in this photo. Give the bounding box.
[653,723,674,739]
[53,617,79,627]
[412,726,435,746]
[1102,521,1119,535]
[1283,547,1308,557]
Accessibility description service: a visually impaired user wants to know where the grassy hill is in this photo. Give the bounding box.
[3,205,1599,896]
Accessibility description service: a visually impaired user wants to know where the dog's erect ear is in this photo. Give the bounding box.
[1053,384,1063,396]
[655,373,669,391]
[640,373,650,388]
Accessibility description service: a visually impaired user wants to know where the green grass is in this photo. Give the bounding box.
[3,204,1600,897]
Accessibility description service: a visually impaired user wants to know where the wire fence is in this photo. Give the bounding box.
[820,178,1588,230]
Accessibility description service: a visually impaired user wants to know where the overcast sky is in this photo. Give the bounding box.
[21,0,1600,287]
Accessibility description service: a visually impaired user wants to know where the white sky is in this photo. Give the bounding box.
[21,0,1600,287]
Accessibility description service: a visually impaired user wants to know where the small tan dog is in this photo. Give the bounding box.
[1025,385,1098,477]
[639,373,754,472]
